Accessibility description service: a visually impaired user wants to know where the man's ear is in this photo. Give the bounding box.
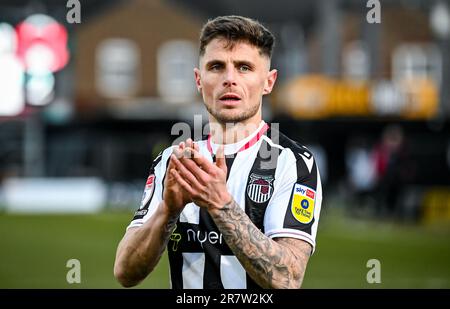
[263,69,277,95]
[194,68,202,93]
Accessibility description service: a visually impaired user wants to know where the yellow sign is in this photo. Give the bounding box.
[422,187,450,225]
[275,75,438,119]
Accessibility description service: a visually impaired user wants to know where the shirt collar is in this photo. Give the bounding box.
[207,121,269,155]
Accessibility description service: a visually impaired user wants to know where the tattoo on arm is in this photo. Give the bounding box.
[210,199,312,288]
[132,212,178,277]
[157,215,178,256]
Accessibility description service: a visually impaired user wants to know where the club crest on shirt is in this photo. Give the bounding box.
[291,184,316,224]
[140,174,155,209]
[246,173,274,204]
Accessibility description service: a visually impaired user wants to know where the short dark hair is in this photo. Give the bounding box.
[199,15,275,59]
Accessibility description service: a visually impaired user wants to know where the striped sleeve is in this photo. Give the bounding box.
[127,147,172,229]
[264,146,323,253]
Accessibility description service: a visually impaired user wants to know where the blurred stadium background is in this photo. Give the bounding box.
[0,0,449,288]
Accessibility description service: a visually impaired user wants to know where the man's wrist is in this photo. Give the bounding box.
[208,195,234,216]
[159,200,181,224]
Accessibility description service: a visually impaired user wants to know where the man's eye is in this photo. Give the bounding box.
[210,64,222,71]
[239,65,250,72]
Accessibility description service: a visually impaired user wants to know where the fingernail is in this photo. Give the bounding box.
[173,149,181,158]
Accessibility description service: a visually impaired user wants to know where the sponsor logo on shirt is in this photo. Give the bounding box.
[170,232,182,251]
[291,184,315,224]
[186,229,224,248]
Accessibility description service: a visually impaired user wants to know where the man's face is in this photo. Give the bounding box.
[194,38,277,125]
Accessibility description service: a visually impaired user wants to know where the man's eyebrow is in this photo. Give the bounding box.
[205,60,225,67]
[233,60,254,67]
[204,60,255,68]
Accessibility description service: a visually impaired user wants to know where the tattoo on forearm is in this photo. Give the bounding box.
[159,215,178,254]
[165,216,178,235]
[136,214,178,275]
[211,200,311,288]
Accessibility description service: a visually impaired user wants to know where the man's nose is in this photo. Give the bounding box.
[222,68,237,87]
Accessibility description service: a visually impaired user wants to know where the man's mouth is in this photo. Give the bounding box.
[219,93,242,103]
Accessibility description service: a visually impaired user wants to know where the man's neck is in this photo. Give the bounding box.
[209,117,263,145]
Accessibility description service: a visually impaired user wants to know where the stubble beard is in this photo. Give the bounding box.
[205,101,260,124]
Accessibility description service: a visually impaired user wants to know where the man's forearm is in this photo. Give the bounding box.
[209,199,308,288]
[114,201,178,287]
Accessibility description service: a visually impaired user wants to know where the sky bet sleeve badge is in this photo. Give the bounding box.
[291,184,316,224]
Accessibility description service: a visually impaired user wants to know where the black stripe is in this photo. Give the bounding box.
[225,155,236,181]
[200,208,225,289]
[244,138,280,289]
[212,154,236,181]
[282,161,316,235]
[198,153,236,288]
[244,139,280,231]
[277,131,318,235]
[168,232,184,289]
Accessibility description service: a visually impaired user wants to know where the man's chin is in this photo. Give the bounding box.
[205,103,260,124]
[212,111,251,123]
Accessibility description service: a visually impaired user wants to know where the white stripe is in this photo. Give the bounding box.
[253,186,259,202]
[261,135,285,150]
[180,202,200,224]
[310,165,322,252]
[220,255,247,289]
[251,185,257,201]
[299,151,314,173]
[266,228,315,241]
[182,252,205,289]
[126,221,144,230]
[266,229,316,249]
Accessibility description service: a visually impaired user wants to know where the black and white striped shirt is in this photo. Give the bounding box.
[128,121,323,289]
